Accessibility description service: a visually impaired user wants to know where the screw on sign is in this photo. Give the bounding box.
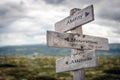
[47,5,109,80]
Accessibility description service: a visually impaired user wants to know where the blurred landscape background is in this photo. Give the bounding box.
[0,43,120,80]
[0,0,120,80]
[0,43,120,56]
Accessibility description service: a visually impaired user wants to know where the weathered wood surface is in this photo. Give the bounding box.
[56,50,98,73]
[55,5,94,32]
[70,9,85,79]
[47,31,109,50]
[71,23,85,80]
[73,69,85,80]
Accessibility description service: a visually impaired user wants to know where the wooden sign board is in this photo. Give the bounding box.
[55,5,94,32]
[56,50,98,73]
[47,31,109,50]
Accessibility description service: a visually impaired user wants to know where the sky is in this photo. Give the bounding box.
[0,0,120,46]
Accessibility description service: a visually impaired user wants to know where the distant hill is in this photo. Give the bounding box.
[0,44,120,56]
[97,43,120,56]
[0,44,71,56]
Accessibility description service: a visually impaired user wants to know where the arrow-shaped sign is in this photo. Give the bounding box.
[56,50,98,73]
[55,5,94,32]
[47,31,109,50]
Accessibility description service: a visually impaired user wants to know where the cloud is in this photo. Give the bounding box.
[97,0,120,22]
[0,0,68,46]
[0,33,46,46]
[43,0,64,5]
[0,1,28,33]
[0,0,120,46]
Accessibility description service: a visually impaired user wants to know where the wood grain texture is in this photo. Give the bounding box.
[71,24,85,80]
[70,20,85,80]
[73,69,85,80]
[55,5,94,32]
[47,31,109,50]
[56,50,98,73]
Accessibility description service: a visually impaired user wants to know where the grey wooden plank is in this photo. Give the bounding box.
[56,50,98,73]
[55,5,94,32]
[47,31,109,50]
[73,69,85,80]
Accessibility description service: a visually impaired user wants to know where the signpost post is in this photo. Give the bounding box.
[47,5,109,80]
[70,8,86,79]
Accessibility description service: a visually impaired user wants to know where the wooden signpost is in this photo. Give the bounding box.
[47,5,109,80]
[56,50,98,73]
[55,5,94,32]
[47,31,109,50]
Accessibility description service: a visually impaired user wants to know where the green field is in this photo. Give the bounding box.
[0,55,120,80]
